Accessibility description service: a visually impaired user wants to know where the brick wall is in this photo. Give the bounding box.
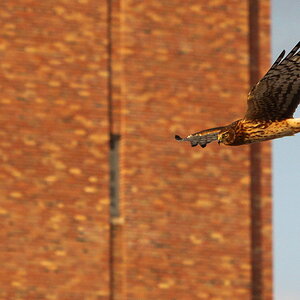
[0,0,272,299]
[0,1,110,299]
[119,0,272,299]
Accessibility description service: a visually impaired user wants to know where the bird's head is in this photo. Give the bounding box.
[218,128,236,145]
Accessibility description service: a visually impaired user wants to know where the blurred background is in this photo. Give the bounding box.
[0,0,298,299]
[272,0,300,299]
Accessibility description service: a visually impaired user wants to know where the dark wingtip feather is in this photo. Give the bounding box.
[270,49,285,69]
[200,144,207,148]
[175,135,182,141]
[285,41,300,60]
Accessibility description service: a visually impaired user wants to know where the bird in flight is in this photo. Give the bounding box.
[175,41,300,148]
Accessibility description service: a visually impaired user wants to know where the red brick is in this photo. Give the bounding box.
[0,0,272,299]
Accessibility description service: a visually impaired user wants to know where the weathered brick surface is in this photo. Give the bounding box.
[121,0,272,299]
[0,0,272,299]
[0,1,110,299]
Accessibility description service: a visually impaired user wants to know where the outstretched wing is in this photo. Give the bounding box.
[244,41,300,121]
[175,126,224,148]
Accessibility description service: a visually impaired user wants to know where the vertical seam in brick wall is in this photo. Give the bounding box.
[107,0,113,135]
[249,0,263,299]
[110,135,121,218]
[107,0,124,299]
[107,0,115,298]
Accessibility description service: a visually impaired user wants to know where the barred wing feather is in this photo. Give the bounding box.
[245,41,300,121]
[175,127,224,148]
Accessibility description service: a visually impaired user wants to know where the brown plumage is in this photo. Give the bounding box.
[175,41,300,148]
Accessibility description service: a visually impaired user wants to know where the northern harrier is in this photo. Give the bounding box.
[175,42,300,148]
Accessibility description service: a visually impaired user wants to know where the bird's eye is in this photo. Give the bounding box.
[223,132,231,140]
